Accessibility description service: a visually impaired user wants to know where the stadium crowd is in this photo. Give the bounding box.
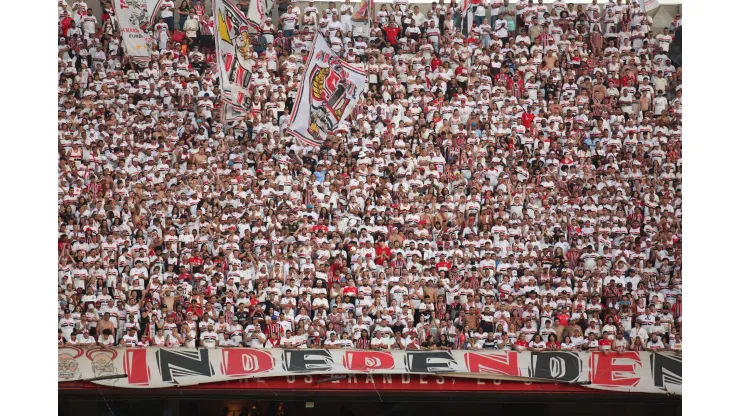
[58,0,682,354]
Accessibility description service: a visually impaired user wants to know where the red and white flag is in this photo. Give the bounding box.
[350,0,373,37]
[286,33,367,147]
[112,0,160,65]
[213,0,253,117]
[246,0,275,34]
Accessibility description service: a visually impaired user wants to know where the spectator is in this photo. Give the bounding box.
[646,333,665,351]
[183,11,200,44]
[177,0,191,30]
[159,0,177,32]
[280,5,298,38]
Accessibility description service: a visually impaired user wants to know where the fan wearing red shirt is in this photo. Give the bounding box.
[671,295,682,319]
[329,257,345,281]
[342,284,358,299]
[431,56,442,71]
[546,339,559,350]
[59,236,72,252]
[205,278,220,297]
[60,13,74,36]
[521,109,535,129]
[556,311,569,326]
[375,241,391,265]
[178,270,192,282]
[383,21,401,47]
[312,218,329,233]
[189,254,204,272]
[436,255,451,271]
[186,300,204,319]
[621,70,635,87]
[515,335,529,351]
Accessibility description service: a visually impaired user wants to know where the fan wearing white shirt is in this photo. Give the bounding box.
[280,330,297,348]
[121,328,139,347]
[200,324,219,349]
[78,330,97,346]
[59,312,76,341]
[340,0,354,33]
[249,325,267,348]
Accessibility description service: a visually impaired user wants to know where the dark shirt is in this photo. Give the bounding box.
[483,339,500,349]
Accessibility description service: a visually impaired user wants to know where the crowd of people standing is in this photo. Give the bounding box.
[58,0,682,354]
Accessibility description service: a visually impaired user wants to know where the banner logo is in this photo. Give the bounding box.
[308,52,355,139]
[86,348,120,385]
[58,347,84,381]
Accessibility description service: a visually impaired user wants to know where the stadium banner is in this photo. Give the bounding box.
[113,0,161,64]
[350,0,373,37]
[57,347,681,395]
[286,33,367,147]
[213,0,253,112]
[246,0,275,34]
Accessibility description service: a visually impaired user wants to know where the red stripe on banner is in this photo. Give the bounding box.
[286,128,322,147]
[340,60,368,76]
[122,348,150,386]
[148,0,167,27]
[228,0,248,19]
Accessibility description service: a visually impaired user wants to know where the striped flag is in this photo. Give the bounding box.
[351,0,373,37]
[214,0,253,112]
[639,0,660,12]
[246,0,275,35]
[461,0,477,35]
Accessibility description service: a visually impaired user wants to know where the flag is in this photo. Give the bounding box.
[639,0,660,12]
[461,0,475,36]
[225,104,247,122]
[213,0,253,114]
[246,0,275,34]
[113,0,161,65]
[286,33,367,147]
[350,0,373,37]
